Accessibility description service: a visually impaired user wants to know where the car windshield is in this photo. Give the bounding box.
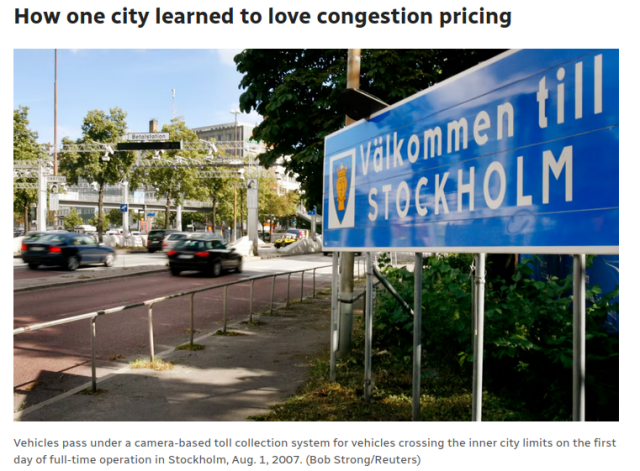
[168,234,187,240]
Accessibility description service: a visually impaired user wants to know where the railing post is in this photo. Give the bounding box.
[286,273,292,308]
[250,279,255,323]
[313,268,316,298]
[270,275,276,315]
[148,304,155,363]
[300,271,305,302]
[223,286,228,334]
[90,316,97,393]
[189,293,195,347]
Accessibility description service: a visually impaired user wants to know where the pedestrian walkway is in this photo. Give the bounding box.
[15,291,336,421]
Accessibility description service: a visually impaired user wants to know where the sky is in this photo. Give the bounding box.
[13,49,262,146]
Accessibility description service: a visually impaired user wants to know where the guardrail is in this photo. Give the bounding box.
[13,259,368,393]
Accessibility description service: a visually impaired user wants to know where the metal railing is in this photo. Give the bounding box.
[13,261,371,393]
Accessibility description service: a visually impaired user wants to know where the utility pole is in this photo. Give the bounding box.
[336,49,360,360]
[53,49,58,229]
[231,109,241,241]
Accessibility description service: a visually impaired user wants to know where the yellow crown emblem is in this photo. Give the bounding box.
[336,163,348,211]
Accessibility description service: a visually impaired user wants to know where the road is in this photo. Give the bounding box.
[13,253,343,411]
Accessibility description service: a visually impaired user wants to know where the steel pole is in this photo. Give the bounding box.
[313,268,316,298]
[189,293,195,347]
[412,253,423,421]
[573,254,586,421]
[223,286,228,333]
[364,253,374,400]
[148,305,155,363]
[90,317,97,393]
[471,254,486,421]
[330,252,339,382]
[300,272,305,301]
[249,280,254,323]
[270,275,276,315]
[286,273,291,308]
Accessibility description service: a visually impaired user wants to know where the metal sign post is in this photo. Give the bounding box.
[330,252,340,382]
[364,252,374,400]
[471,254,486,421]
[573,254,586,421]
[412,252,423,421]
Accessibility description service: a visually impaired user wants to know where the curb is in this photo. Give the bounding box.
[14,267,169,293]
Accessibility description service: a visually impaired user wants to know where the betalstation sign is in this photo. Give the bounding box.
[322,49,619,254]
[125,132,170,141]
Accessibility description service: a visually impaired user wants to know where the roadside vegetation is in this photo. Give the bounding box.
[252,255,619,421]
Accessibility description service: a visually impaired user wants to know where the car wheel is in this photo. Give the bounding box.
[28,262,39,270]
[104,253,115,267]
[236,258,243,273]
[148,248,156,253]
[323,252,330,256]
[212,261,222,277]
[170,267,181,276]
[66,256,80,271]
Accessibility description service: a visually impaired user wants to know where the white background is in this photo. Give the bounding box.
[4,1,635,469]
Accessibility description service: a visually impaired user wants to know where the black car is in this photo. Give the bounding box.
[147,229,178,253]
[21,233,116,271]
[167,238,242,277]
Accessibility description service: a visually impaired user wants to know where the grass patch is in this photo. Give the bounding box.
[22,381,41,392]
[239,320,264,326]
[108,354,125,361]
[214,330,244,336]
[175,343,205,351]
[78,388,108,396]
[129,358,174,371]
[77,275,93,279]
[249,317,530,422]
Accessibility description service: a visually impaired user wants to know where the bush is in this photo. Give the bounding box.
[373,254,619,421]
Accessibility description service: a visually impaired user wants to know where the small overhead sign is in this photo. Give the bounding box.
[125,132,170,141]
[120,204,128,213]
[147,212,156,218]
[47,175,67,183]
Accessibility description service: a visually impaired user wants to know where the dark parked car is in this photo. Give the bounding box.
[167,238,242,277]
[21,233,116,271]
[147,229,178,253]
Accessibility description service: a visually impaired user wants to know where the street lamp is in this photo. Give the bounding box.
[230,109,241,241]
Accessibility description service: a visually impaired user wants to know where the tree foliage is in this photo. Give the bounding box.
[235,49,504,206]
[59,108,136,240]
[63,208,83,230]
[13,106,42,229]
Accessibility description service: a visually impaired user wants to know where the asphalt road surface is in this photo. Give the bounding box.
[13,253,341,410]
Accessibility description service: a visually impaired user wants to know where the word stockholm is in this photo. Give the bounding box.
[365,55,604,223]
[14,7,512,29]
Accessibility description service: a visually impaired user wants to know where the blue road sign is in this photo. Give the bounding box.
[323,49,619,254]
[147,212,156,218]
[120,204,128,213]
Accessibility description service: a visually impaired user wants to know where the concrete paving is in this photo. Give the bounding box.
[15,290,339,422]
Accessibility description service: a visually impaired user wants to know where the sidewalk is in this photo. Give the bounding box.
[15,289,341,421]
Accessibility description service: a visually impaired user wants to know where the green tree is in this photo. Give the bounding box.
[235,49,504,206]
[59,108,136,241]
[13,106,42,231]
[104,208,123,228]
[63,208,83,231]
[141,118,208,229]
